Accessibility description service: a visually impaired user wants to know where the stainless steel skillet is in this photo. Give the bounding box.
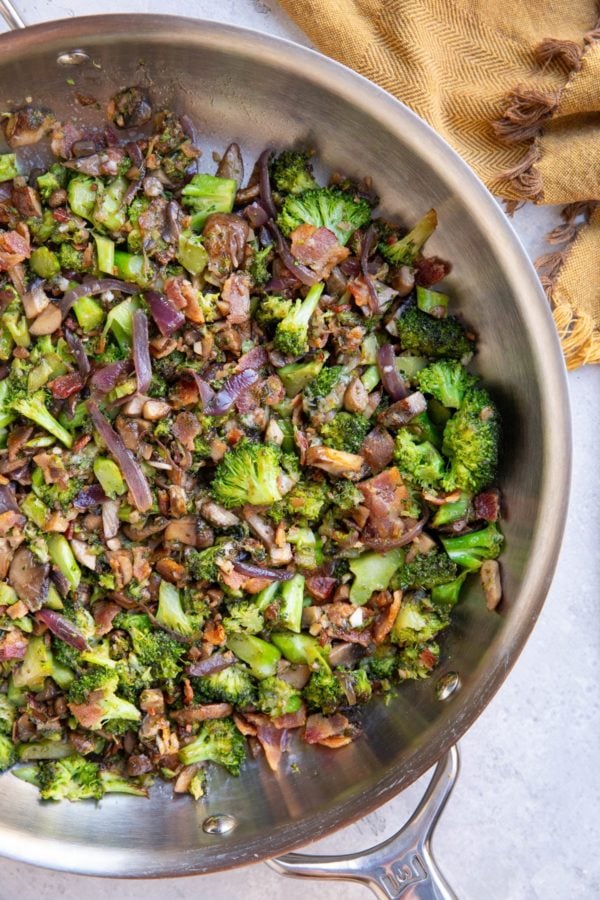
[0,7,571,896]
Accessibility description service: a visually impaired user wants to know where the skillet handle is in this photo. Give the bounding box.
[267,745,459,900]
[0,0,25,30]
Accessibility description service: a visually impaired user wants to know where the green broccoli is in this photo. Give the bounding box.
[178,718,247,775]
[0,734,16,771]
[36,164,66,201]
[59,243,90,274]
[431,492,472,528]
[361,648,399,682]
[12,392,73,448]
[156,580,197,638]
[0,152,19,183]
[67,669,141,731]
[379,209,438,266]
[391,596,450,646]
[12,636,60,692]
[273,282,325,357]
[406,411,443,448]
[394,429,445,491]
[278,187,371,246]
[303,669,344,714]
[396,552,458,590]
[270,479,330,524]
[416,360,478,410]
[0,694,16,735]
[271,149,318,196]
[431,572,467,607]
[257,676,302,717]
[396,307,474,360]
[32,755,103,801]
[31,470,84,511]
[349,548,404,606]
[303,364,345,405]
[441,388,500,493]
[211,440,285,508]
[192,664,256,707]
[278,351,328,396]
[397,642,440,679]
[329,480,363,513]
[186,544,230,583]
[320,411,370,454]
[115,613,185,681]
[248,246,272,286]
[222,601,265,635]
[255,294,293,326]
[440,522,503,571]
[181,173,237,230]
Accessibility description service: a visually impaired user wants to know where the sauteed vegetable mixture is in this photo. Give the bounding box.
[0,89,502,801]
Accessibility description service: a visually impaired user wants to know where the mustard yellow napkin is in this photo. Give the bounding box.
[279,0,600,368]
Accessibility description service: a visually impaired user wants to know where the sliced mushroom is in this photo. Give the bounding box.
[4,107,55,148]
[481,560,502,610]
[305,445,364,476]
[8,547,49,611]
[29,302,62,335]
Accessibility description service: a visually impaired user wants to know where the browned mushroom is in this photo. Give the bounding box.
[8,547,49,611]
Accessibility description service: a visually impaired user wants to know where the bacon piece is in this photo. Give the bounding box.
[69,699,104,730]
[233,712,258,737]
[305,575,337,603]
[415,255,452,287]
[304,712,358,746]
[289,224,350,279]
[272,705,307,731]
[48,372,85,400]
[372,590,402,644]
[359,467,408,540]
[0,629,28,660]
[223,272,251,324]
[474,489,501,522]
[171,703,233,724]
[256,725,287,771]
[0,230,30,270]
[11,183,42,218]
[237,345,268,372]
[92,600,121,637]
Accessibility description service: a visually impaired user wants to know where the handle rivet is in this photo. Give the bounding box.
[202,814,237,836]
[56,50,90,67]
[436,671,461,700]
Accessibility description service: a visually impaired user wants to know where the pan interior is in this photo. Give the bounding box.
[0,16,570,876]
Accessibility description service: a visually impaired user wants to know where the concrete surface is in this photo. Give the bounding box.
[0,2,598,898]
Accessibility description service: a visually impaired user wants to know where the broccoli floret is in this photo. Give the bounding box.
[405,411,443,448]
[12,391,73,448]
[287,526,323,570]
[431,572,467,608]
[0,694,16,735]
[257,676,302,718]
[36,164,67,201]
[59,243,90,274]
[270,149,318,196]
[431,492,472,528]
[32,473,84,511]
[303,669,344,714]
[390,595,450,646]
[278,351,328,397]
[396,552,458,590]
[394,429,445,491]
[270,480,329,524]
[329,479,363,513]
[67,668,141,731]
[193,664,256,707]
[222,601,265,635]
[212,440,285,509]
[320,412,370,454]
[379,209,438,266]
[50,637,82,673]
[361,648,399,682]
[397,307,474,360]
[12,635,57,692]
[156,580,197,638]
[186,544,229,583]
[182,173,237,230]
[304,364,345,401]
[115,612,185,681]
[0,733,16,771]
[36,755,103,801]
[397,642,440,679]
[273,282,325,357]
[255,293,292,326]
[278,187,372,246]
[248,246,272,286]
[416,360,478,410]
[441,388,500,493]
[440,522,503,571]
[178,718,247,775]
[349,548,404,606]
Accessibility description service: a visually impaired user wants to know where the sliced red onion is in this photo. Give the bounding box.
[124,178,142,205]
[244,201,269,229]
[90,360,132,394]
[258,148,277,219]
[362,509,429,551]
[180,113,198,145]
[188,651,236,678]
[204,369,259,416]
[74,483,108,509]
[360,225,381,314]
[267,221,320,287]
[0,182,12,198]
[132,309,152,394]
[64,328,91,378]
[125,140,144,169]
[164,200,183,244]
[87,401,153,512]
[377,344,408,401]
[145,290,185,337]
[233,560,294,581]
[0,484,19,515]
[186,371,215,409]
[60,278,139,317]
[37,609,89,651]
[236,345,268,372]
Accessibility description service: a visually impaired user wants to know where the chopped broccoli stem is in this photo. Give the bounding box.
[93,457,126,498]
[379,209,437,266]
[30,246,60,279]
[349,548,404,606]
[73,296,105,331]
[278,351,328,397]
[177,230,208,275]
[273,282,325,357]
[278,573,305,633]
[156,579,195,637]
[431,572,467,607]
[12,394,73,448]
[94,233,115,274]
[47,534,81,590]
[271,631,330,671]
[440,522,503,571]
[0,153,19,182]
[226,634,281,679]
[182,173,237,230]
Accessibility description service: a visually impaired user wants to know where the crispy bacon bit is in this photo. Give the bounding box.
[272,705,307,731]
[474,489,501,522]
[92,601,121,637]
[372,590,402,644]
[69,698,104,730]
[305,575,337,602]
[48,372,85,399]
[290,224,350,279]
[304,712,358,747]
[171,703,233,724]
[359,467,408,540]
[0,629,28,660]
[0,230,30,270]
[255,725,288,771]
[223,272,251,324]
[416,255,452,287]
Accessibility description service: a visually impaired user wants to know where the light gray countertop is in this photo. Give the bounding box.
[0,3,598,898]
